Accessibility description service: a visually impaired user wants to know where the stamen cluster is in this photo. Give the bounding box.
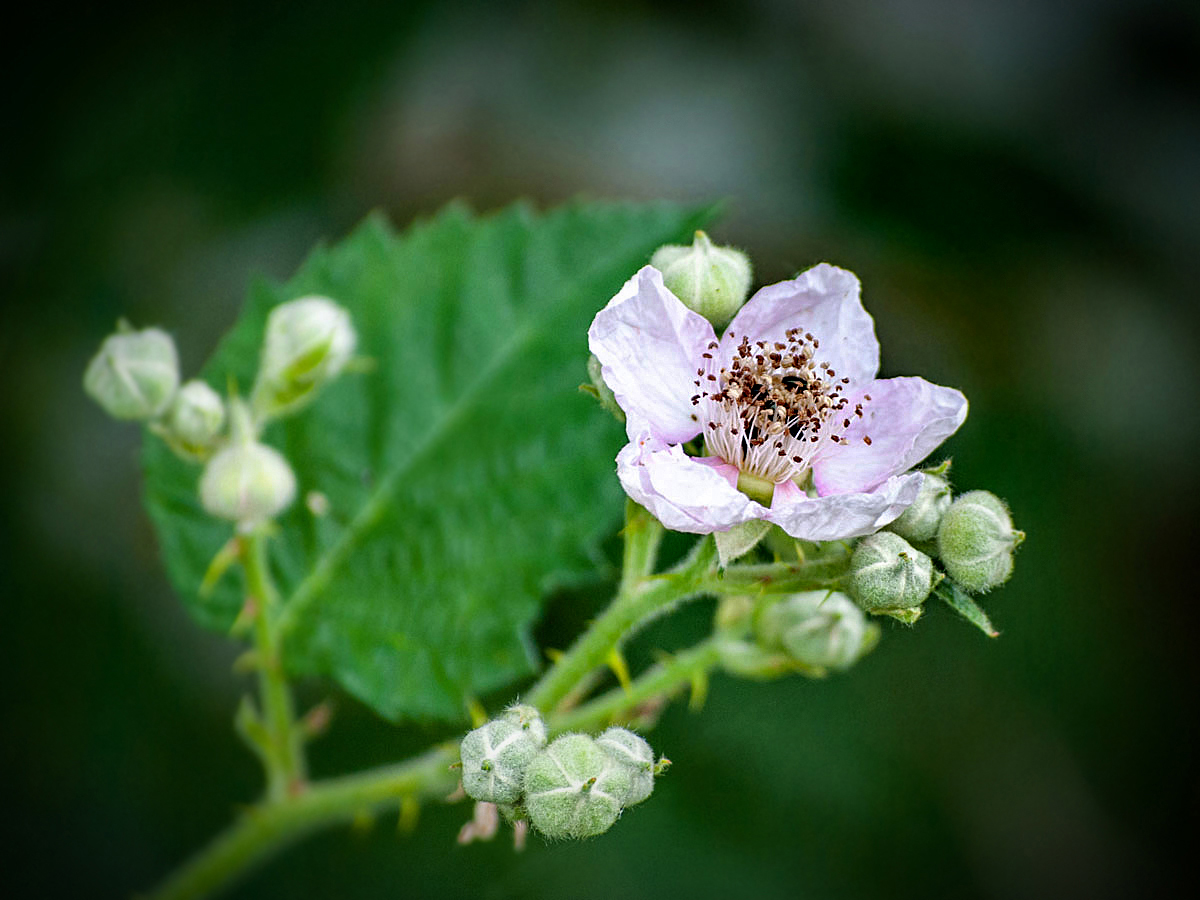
[691,328,871,483]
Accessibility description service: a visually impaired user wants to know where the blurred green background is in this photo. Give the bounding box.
[3,0,1197,897]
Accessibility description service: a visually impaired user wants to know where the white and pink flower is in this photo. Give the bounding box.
[588,264,968,541]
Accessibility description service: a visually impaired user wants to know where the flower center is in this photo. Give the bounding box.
[691,329,871,484]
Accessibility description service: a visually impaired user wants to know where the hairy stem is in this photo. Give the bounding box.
[621,499,664,583]
[242,532,306,800]
[549,637,722,734]
[701,558,847,595]
[525,535,718,713]
[148,523,846,900]
[147,638,724,900]
[146,747,458,900]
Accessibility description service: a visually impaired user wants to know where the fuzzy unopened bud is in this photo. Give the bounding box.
[502,704,548,749]
[595,727,655,806]
[888,472,951,543]
[164,380,225,460]
[460,718,542,805]
[847,532,936,622]
[198,401,296,527]
[84,324,180,420]
[252,296,356,420]
[715,637,793,680]
[651,231,752,330]
[937,491,1023,593]
[757,590,879,671]
[524,734,632,840]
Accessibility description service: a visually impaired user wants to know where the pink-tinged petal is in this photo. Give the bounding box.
[812,377,968,495]
[616,435,764,534]
[589,266,716,443]
[766,472,924,541]
[723,264,880,387]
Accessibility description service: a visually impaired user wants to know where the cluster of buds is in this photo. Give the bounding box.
[85,297,356,531]
[842,465,1024,623]
[717,586,879,680]
[459,706,665,841]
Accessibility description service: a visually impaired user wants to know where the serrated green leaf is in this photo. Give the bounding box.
[142,199,713,721]
[933,581,1000,637]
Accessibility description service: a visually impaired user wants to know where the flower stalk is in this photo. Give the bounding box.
[241,531,306,801]
[148,630,727,900]
[148,502,855,900]
[526,532,717,714]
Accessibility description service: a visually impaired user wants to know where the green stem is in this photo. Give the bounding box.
[242,532,306,800]
[621,499,664,583]
[147,638,724,900]
[145,747,459,900]
[550,502,664,714]
[702,559,847,594]
[549,638,722,734]
[149,522,845,899]
[525,536,717,713]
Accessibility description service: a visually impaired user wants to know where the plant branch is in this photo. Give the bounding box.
[548,637,722,734]
[146,636,725,900]
[702,558,847,594]
[148,524,847,900]
[145,747,458,900]
[242,531,306,800]
[525,535,718,713]
[621,499,664,583]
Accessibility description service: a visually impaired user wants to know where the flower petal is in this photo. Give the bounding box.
[766,472,923,541]
[589,266,717,443]
[812,376,968,495]
[616,435,764,534]
[723,264,879,387]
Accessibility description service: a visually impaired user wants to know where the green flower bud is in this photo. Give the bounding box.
[163,380,225,460]
[887,472,951,543]
[595,727,655,806]
[524,734,633,840]
[252,296,356,420]
[502,704,548,749]
[459,718,542,805]
[198,401,296,527]
[650,231,752,330]
[937,491,1023,593]
[847,532,937,621]
[757,590,880,671]
[715,636,794,680]
[84,324,180,420]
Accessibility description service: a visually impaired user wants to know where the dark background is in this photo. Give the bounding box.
[3,1,1197,897]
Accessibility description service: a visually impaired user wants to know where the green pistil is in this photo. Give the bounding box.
[736,471,776,506]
